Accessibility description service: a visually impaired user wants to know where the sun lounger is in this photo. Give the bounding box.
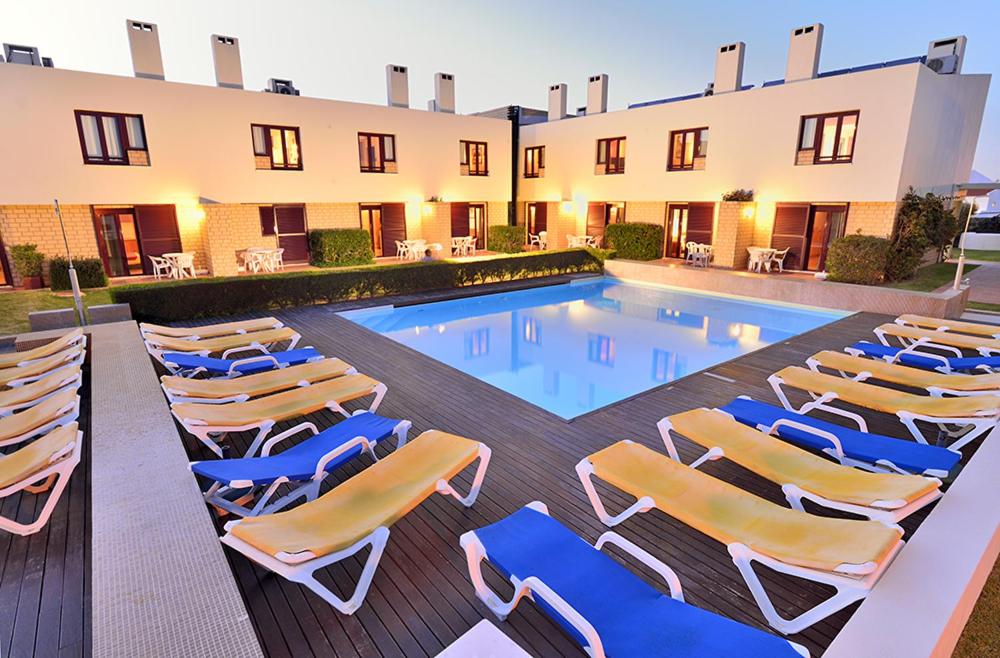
[461,502,807,657]
[191,411,410,516]
[808,349,1000,396]
[0,388,80,448]
[718,396,961,478]
[657,408,941,523]
[220,429,491,614]
[768,366,1000,453]
[896,314,1000,339]
[139,317,283,339]
[144,327,301,366]
[875,323,1000,357]
[0,346,85,388]
[172,374,388,457]
[846,341,1000,374]
[576,440,904,634]
[0,329,85,369]
[161,347,324,377]
[161,358,357,404]
[0,423,82,536]
[0,365,82,416]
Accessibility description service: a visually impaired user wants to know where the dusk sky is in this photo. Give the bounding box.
[4,0,998,177]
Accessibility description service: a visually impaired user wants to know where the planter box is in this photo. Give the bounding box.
[28,308,77,332]
[88,303,133,325]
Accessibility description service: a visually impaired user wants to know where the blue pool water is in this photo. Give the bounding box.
[341,278,847,419]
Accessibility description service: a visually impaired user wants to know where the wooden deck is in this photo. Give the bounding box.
[168,302,955,658]
[0,364,90,658]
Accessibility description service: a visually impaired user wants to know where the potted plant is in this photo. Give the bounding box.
[10,244,45,289]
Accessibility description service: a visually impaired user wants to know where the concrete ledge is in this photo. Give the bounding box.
[88,303,132,324]
[604,259,969,317]
[28,308,77,332]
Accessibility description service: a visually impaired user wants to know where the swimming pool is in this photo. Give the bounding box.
[341,278,848,419]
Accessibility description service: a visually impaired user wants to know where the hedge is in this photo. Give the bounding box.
[487,225,526,253]
[309,229,374,267]
[110,248,604,322]
[969,216,1000,234]
[49,257,107,290]
[604,223,664,260]
[826,234,890,285]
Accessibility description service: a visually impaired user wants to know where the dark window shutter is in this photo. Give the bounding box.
[685,203,714,245]
[534,203,548,232]
[771,204,811,270]
[380,203,407,257]
[273,206,309,262]
[450,202,470,237]
[134,205,182,273]
[275,206,306,234]
[586,203,605,238]
[259,206,275,235]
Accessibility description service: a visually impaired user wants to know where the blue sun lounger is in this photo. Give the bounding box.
[163,347,324,378]
[847,341,1000,373]
[461,503,807,657]
[190,411,411,516]
[718,396,961,478]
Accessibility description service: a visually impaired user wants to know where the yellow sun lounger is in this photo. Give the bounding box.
[768,366,1000,454]
[576,440,904,635]
[144,327,301,365]
[808,350,1000,396]
[0,388,80,448]
[0,365,82,416]
[0,346,84,388]
[139,317,283,339]
[160,358,357,404]
[657,408,941,523]
[0,423,82,536]
[0,329,85,370]
[221,429,491,614]
[896,314,1000,339]
[875,323,1000,357]
[172,373,387,457]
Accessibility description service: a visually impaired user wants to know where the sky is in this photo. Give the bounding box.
[3,0,998,176]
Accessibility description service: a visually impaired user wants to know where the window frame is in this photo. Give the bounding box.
[668,127,708,171]
[358,132,397,173]
[797,111,860,164]
[523,145,544,178]
[250,123,303,170]
[74,110,148,166]
[596,137,626,174]
[461,140,489,176]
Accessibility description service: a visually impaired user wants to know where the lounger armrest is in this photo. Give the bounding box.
[516,576,607,658]
[226,354,282,376]
[595,531,684,601]
[894,345,951,369]
[221,344,269,360]
[313,435,377,480]
[766,418,844,458]
[259,422,320,457]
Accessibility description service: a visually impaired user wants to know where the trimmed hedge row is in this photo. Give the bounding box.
[826,234,890,285]
[49,257,107,290]
[111,248,605,322]
[487,225,527,253]
[604,222,664,260]
[309,229,374,267]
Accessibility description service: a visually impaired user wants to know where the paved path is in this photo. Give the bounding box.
[964,263,1000,304]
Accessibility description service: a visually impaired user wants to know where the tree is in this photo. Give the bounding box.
[885,190,960,281]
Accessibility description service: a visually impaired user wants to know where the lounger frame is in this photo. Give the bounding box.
[220,442,491,614]
[806,355,998,398]
[139,319,284,340]
[161,364,358,405]
[8,333,88,369]
[146,332,301,370]
[895,316,1000,340]
[3,348,86,388]
[0,395,81,448]
[0,429,82,536]
[875,325,1000,358]
[0,370,83,416]
[163,349,323,379]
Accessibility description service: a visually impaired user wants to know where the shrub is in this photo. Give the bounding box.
[604,223,663,260]
[110,249,604,322]
[308,229,374,267]
[722,188,754,202]
[487,225,526,253]
[826,234,890,285]
[9,244,44,278]
[49,257,107,291]
[886,190,960,281]
[969,216,1000,234]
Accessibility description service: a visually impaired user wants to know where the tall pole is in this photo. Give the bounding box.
[953,196,975,290]
[54,199,87,325]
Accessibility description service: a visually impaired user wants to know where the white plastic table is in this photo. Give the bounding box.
[162,252,196,279]
[436,620,532,657]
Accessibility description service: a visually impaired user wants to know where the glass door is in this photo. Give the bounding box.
[95,209,144,277]
[469,204,486,250]
[664,205,688,258]
[806,205,848,271]
[361,205,384,257]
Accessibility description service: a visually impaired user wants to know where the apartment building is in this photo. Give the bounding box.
[0,21,989,285]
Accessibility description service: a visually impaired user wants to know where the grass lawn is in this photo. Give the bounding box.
[884,262,979,292]
[954,555,1000,657]
[959,249,1000,263]
[0,288,112,336]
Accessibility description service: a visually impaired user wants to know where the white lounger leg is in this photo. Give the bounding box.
[575,453,654,527]
[436,444,491,506]
[0,432,81,536]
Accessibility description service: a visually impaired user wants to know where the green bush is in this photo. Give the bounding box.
[722,189,754,202]
[970,216,1000,234]
[826,234,890,285]
[9,244,44,278]
[111,249,604,322]
[604,223,664,260]
[49,257,107,291]
[886,190,960,281]
[308,229,374,267]
[487,225,526,253]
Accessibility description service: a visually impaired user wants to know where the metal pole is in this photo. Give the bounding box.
[54,199,87,325]
[953,196,975,290]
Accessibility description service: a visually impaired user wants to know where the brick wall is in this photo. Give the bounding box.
[0,204,100,286]
[417,203,452,251]
[202,204,263,277]
[844,202,898,238]
[306,203,361,231]
[713,201,756,269]
[625,201,665,226]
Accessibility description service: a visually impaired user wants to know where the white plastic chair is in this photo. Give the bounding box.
[268,248,285,272]
[175,253,196,279]
[465,236,477,256]
[770,248,790,273]
[538,231,548,250]
[149,255,173,280]
[396,241,410,260]
[451,237,467,256]
[528,233,541,250]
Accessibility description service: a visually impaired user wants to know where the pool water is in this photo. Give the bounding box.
[341,278,847,419]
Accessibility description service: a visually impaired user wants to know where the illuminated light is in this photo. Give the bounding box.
[742,205,755,219]
[728,322,744,338]
[414,326,421,336]
[560,200,575,214]
[437,324,446,334]
[422,203,433,217]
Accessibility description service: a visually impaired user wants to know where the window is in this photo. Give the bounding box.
[464,328,490,358]
[587,334,616,366]
[75,111,147,165]
[522,317,541,345]
[251,124,302,170]
[596,137,625,174]
[797,111,859,164]
[668,127,708,170]
[358,133,396,173]
[461,140,488,176]
[524,146,544,178]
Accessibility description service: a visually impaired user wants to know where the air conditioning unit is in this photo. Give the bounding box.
[264,78,300,95]
[703,81,715,97]
[926,54,959,74]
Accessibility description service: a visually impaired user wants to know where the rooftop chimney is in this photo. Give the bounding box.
[714,42,745,94]
[785,23,823,82]
[3,44,52,67]
[926,36,966,74]
[386,64,409,108]
[211,34,244,89]
[548,83,568,121]
[586,74,608,114]
[126,20,164,80]
[434,72,455,113]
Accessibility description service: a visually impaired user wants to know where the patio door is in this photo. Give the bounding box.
[380,203,407,257]
[361,204,385,257]
[663,204,688,258]
[469,204,486,250]
[805,205,848,271]
[586,202,625,245]
[770,204,811,270]
[526,202,547,234]
[94,206,179,277]
[274,205,309,262]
